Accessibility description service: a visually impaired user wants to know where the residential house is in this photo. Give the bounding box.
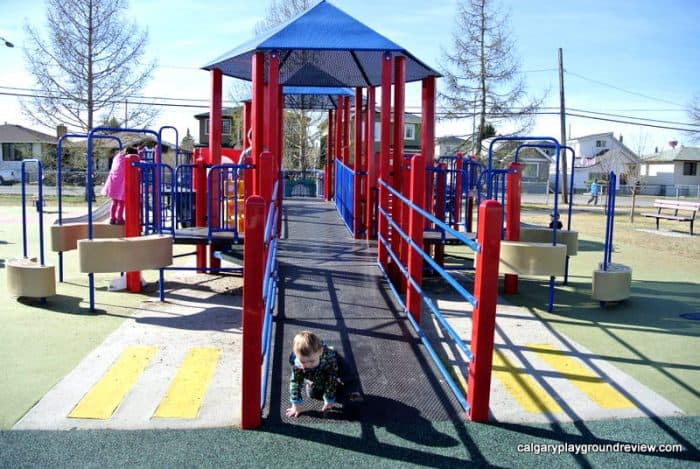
[640,145,700,196]
[194,108,242,148]
[0,123,57,171]
[435,136,468,158]
[490,139,553,193]
[371,110,422,154]
[556,132,640,191]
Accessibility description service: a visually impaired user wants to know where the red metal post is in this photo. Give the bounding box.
[241,195,265,430]
[365,87,376,239]
[209,68,223,271]
[378,52,393,268]
[393,57,406,282]
[422,76,436,228]
[259,151,273,211]
[343,95,350,165]
[194,155,207,272]
[454,155,463,230]
[504,162,522,294]
[124,153,141,292]
[252,52,265,196]
[325,110,334,201]
[406,154,425,323]
[353,87,363,238]
[243,100,252,150]
[468,199,502,422]
[435,162,447,267]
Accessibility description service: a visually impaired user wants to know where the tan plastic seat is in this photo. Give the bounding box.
[6,258,56,298]
[520,226,579,256]
[78,234,173,273]
[592,263,632,302]
[499,241,567,276]
[51,223,125,252]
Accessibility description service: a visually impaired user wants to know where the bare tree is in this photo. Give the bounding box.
[439,0,544,158]
[689,94,700,142]
[22,0,157,131]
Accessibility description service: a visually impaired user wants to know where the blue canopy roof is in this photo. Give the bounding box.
[283,86,354,110]
[202,0,440,87]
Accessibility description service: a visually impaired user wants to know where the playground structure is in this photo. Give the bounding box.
[6,1,609,431]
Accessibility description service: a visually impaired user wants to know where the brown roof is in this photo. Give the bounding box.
[0,124,56,144]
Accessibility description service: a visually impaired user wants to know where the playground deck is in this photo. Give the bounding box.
[265,199,464,424]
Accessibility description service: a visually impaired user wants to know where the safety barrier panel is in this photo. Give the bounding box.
[377,153,502,422]
[335,159,355,234]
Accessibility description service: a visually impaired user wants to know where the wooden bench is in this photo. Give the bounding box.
[641,200,700,235]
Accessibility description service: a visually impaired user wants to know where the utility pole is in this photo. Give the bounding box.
[558,48,569,204]
[124,99,128,127]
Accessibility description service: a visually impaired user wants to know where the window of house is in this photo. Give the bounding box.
[595,140,607,148]
[204,118,232,136]
[521,162,539,179]
[683,162,697,176]
[404,124,415,140]
[1,143,33,161]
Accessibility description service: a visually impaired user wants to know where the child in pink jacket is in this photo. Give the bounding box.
[101,146,137,224]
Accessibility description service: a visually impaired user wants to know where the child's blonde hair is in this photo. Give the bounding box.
[293,330,322,357]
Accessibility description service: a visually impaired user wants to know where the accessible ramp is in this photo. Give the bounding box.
[264,199,464,425]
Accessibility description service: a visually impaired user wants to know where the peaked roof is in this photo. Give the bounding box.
[0,124,56,144]
[283,86,354,110]
[642,146,700,163]
[202,0,440,87]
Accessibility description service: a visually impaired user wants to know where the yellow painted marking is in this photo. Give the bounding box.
[69,346,157,419]
[492,348,563,413]
[528,344,635,409]
[153,348,221,419]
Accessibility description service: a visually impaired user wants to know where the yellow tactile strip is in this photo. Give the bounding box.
[69,346,157,420]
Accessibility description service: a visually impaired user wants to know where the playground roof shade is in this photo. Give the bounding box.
[202,0,440,87]
[283,86,354,110]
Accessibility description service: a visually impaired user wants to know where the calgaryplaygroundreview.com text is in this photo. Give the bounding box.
[516,442,685,455]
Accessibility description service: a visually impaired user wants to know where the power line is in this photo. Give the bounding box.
[564,70,685,107]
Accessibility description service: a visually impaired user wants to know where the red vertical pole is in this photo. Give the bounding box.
[259,151,273,211]
[209,68,223,271]
[406,154,425,323]
[435,162,447,267]
[252,52,265,196]
[353,87,363,238]
[343,95,350,165]
[124,153,141,292]
[454,155,463,230]
[365,87,376,239]
[266,52,280,202]
[393,57,406,284]
[335,99,343,165]
[241,195,265,430]
[194,156,207,272]
[325,110,334,201]
[504,162,522,294]
[468,199,502,422]
[243,100,252,150]
[378,52,392,268]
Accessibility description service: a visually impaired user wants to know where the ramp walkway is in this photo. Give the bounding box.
[264,199,464,424]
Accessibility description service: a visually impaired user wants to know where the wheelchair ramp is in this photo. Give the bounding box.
[265,199,464,425]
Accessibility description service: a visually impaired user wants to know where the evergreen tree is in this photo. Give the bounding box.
[22,0,158,131]
[440,0,543,157]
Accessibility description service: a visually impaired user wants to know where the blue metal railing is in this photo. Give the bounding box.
[377,177,481,411]
[260,180,280,409]
[334,159,355,234]
[207,164,251,244]
[20,159,46,266]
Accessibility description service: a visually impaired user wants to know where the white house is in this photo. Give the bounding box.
[640,145,700,196]
[551,132,640,191]
[0,124,57,172]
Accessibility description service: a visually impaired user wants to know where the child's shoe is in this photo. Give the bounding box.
[109,218,117,225]
[116,219,125,225]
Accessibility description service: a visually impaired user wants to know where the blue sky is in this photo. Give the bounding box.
[1,0,698,154]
